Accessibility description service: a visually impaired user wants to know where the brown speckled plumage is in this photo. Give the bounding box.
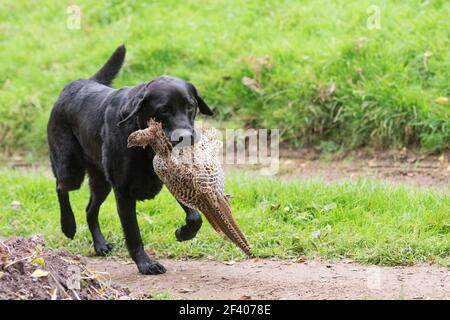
[127,119,252,256]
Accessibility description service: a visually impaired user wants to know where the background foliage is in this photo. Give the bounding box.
[0,0,448,156]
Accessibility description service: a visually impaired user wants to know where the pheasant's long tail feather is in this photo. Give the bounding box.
[202,210,226,238]
[201,194,252,257]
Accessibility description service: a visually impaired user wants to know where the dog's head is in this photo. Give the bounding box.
[118,76,213,146]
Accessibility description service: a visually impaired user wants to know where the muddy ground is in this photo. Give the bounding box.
[277,149,449,189]
[224,148,449,189]
[87,257,450,300]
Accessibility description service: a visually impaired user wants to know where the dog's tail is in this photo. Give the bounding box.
[90,44,126,86]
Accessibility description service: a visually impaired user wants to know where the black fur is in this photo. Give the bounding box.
[47,45,213,275]
[90,45,126,86]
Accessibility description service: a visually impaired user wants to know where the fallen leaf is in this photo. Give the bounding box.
[270,203,280,210]
[240,295,252,300]
[423,50,432,69]
[423,50,433,58]
[399,147,408,158]
[434,97,448,105]
[60,257,80,265]
[48,287,58,300]
[143,215,154,224]
[223,260,235,266]
[342,258,353,264]
[355,37,368,50]
[32,257,46,267]
[311,230,321,239]
[0,250,9,265]
[179,288,195,293]
[31,269,49,278]
[323,203,337,211]
[0,271,5,279]
[328,82,336,95]
[242,55,272,79]
[144,248,159,258]
[10,200,21,210]
[242,76,262,93]
[295,256,306,263]
[368,159,377,167]
[254,56,272,69]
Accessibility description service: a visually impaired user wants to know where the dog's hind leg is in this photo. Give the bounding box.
[86,164,113,256]
[54,165,85,239]
[48,118,85,239]
[54,163,85,239]
[56,187,77,239]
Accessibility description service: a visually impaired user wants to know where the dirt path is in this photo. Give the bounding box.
[227,148,449,189]
[5,150,449,189]
[86,257,450,300]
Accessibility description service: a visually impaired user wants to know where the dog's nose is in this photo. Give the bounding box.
[171,128,195,146]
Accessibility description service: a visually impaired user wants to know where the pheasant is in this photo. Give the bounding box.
[127,119,252,256]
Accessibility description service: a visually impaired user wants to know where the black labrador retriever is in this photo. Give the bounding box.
[47,45,213,275]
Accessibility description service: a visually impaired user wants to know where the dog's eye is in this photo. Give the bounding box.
[187,105,194,112]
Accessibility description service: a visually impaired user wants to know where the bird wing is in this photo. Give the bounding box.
[191,127,225,193]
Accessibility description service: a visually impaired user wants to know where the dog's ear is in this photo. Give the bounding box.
[196,94,214,116]
[189,82,214,116]
[117,84,150,126]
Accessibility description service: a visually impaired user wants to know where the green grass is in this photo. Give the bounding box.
[0,0,449,157]
[151,291,180,300]
[0,168,448,266]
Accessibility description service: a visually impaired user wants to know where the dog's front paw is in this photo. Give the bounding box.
[94,241,113,256]
[175,227,198,242]
[137,261,166,275]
